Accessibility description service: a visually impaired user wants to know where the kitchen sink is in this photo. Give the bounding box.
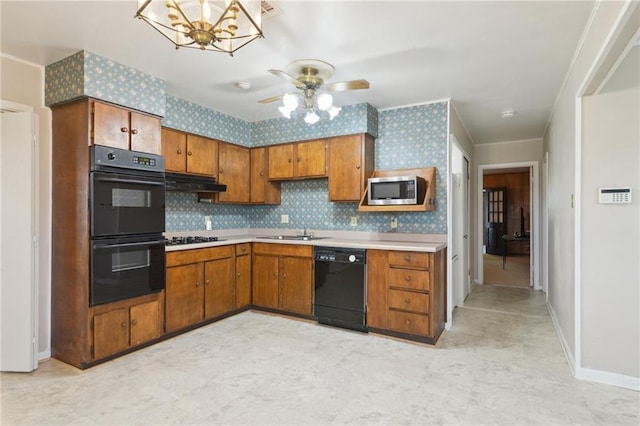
[257,235,329,241]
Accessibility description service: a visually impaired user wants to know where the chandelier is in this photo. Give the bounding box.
[135,0,263,56]
[278,91,341,124]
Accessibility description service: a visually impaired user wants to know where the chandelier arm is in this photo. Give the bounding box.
[231,0,264,38]
[167,0,198,33]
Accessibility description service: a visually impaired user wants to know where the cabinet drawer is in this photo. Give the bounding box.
[386,268,430,291]
[166,245,234,267]
[387,309,430,336]
[253,243,312,258]
[235,243,251,256]
[387,251,430,270]
[388,289,429,313]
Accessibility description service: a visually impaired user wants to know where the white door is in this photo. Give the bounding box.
[0,111,38,372]
[450,138,470,308]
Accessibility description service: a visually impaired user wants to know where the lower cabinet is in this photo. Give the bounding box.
[235,243,252,308]
[165,245,235,333]
[366,249,446,344]
[91,293,163,360]
[252,243,313,316]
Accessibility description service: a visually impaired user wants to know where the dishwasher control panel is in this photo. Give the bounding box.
[314,247,366,264]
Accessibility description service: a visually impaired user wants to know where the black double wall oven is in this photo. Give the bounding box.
[89,145,166,306]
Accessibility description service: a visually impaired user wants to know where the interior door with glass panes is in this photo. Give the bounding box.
[485,187,507,255]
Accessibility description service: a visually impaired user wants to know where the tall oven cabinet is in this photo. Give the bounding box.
[51,98,165,369]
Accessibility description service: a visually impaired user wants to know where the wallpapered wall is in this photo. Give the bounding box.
[166,101,449,234]
[45,50,448,234]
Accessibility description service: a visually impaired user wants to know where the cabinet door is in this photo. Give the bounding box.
[162,128,187,173]
[218,143,250,203]
[268,144,294,179]
[92,102,130,150]
[252,254,279,309]
[93,308,129,360]
[130,112,161,155]
[328,134,365,201]
[280,257,313,315]
[236,253,252,308]
[130,300,161,346]
[296,140,326,177]
[204,257,235,318]
[250,147,281,204]
[187,134,218,176]
[365,250,388,329]
[165,263,204,332]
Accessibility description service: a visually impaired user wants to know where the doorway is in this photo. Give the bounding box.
[477,162,540,290]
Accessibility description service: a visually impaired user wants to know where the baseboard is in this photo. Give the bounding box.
[37,350,50,362]
[547,302,576,376]
[576,367,640,391]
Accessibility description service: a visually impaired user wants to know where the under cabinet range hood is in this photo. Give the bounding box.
[165,172,227,193]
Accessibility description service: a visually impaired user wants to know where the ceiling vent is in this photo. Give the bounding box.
[261,0,280,19]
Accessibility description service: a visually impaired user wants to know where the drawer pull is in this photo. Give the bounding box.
[405,319,411,325]
[120,127,128,133]
[404,255,411,262]
[405,275,411,282]
[405,298,411,304]
[241,247,246,252]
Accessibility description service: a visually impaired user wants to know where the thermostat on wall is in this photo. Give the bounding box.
[598,187,632,204]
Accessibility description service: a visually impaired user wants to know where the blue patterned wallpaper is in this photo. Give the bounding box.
[166,102,449,234]
[45,50,166,116]
[163,96,252,146]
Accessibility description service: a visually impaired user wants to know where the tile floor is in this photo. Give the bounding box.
[2,285,638,425]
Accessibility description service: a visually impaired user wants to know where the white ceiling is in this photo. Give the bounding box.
[0,0,595,144]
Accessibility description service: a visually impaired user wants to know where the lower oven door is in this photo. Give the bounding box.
[90,171,165,237]
[90,235,165,306]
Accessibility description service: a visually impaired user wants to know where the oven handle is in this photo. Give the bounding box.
[93,240,165,249]
[93,176,166,186]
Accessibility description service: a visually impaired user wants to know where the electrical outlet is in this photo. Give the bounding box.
[281,214,289,224]
[350,216,358,226]
[390,217,397,229]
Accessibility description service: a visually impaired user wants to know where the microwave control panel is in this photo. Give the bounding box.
[598,187,631,204]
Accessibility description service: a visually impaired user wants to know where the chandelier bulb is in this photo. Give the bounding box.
[304,110,320,124]
[282,93,299,110]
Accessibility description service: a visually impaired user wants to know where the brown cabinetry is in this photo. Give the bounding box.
[366,249,446,344]
[91,294,163,361]
[92,101,162,155]
[252,243,313,316]
[161,128,219,176]
[328,134,375,202]
[250,147,281,204]
[218,142,250,203]
[267,139,327,180]
[235,244,252,308]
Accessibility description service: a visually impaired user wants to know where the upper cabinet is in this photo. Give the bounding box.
[161,128,218,177]
[267,139,327,180]
[328,134,375,202]
[92,101,161,155]
[218,142,250,203]
[250,147,281,205]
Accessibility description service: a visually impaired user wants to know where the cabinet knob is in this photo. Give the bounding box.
[121,321,127,328]
[405,275,411,282]
[219,169,224,174]
[120,127,128,133]
[130,129,139,135]
[131,319,138,326]
[259,171,264,176]
[205,279,210,285]
[196,281,201,287]
[282,272,287,279]
[405,298,411,304]
[405,319,411,325]
[288,158,292,163]
[237,272,241,278]
[177,149,182,155]
[356,164,361,170]
[187,151,193,156]
[273,272,278,278]
[297,157,302,162]
[241,247,246,252]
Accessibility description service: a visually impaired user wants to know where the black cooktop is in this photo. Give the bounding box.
[165,236,227,246]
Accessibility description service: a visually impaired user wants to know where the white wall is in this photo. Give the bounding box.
[581,87,639,378]
[0,54,52,359]
[543,0,633,378]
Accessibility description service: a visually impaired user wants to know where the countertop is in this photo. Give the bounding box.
[165,229,447,253]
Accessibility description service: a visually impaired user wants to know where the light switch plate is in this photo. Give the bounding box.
[350,216,358,226]
[281,214,289,223]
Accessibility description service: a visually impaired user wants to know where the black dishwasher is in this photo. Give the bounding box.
[314,247,367,332]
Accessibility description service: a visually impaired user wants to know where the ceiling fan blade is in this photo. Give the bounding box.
[268,69,306,89]
[258,95,283,104]
[324,79,370,92]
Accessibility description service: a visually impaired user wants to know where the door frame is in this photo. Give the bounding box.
[476,161,540,290]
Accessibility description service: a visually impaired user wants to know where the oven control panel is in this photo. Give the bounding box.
[91,145,165,173]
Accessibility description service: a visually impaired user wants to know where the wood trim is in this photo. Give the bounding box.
[358,167,437,212]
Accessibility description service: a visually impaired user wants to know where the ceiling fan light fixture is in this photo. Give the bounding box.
[328,106,341,120]
[304,110,320,124]
[317,93,333,111]
[282,93,299,110]
[278,105,292,119]
[135,0,263,57]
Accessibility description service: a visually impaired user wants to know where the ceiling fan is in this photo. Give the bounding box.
[258,59,369,122]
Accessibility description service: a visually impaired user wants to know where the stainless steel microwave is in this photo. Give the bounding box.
[367,175,426,205]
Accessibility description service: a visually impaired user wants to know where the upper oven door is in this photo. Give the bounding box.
[90,170,165,237]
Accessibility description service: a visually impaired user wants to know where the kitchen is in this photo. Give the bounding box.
[1,1,639,424]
